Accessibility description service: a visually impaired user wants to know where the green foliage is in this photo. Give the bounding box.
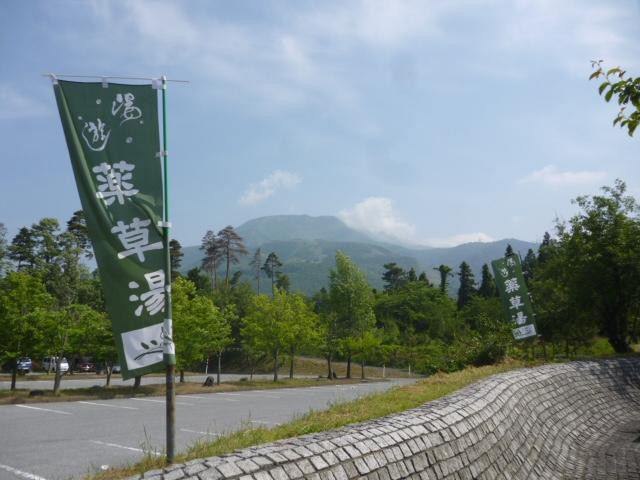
[590,61,640,136]
[456,261,476,310]
[169,239,184,279]
[433,264,453,294]
[478,264,497,298]
[262,252,283,296]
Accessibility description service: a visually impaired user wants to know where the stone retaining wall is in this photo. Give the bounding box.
[135,358,640,480]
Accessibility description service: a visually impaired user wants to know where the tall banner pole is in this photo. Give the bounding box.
[160,75,176,463]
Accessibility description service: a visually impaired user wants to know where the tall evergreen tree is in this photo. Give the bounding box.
[505,244,514,257]
[456,261,477,309]
[249,248,262,294]
[478,264,497,298]
[200,230,221,291]
[275,272,290,292]
[433,264,453,294]
[381,262,406,291]
[418,271,430,286]
[537,232,553,265]
[217,225,248,286]
[66,210,93,259]
[169,239,184,279]
[262,252,283,296]
[9,227,36,270]
[522,248,537,285]
[407,267,418,282]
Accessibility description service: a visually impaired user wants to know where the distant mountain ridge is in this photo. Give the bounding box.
[181,215,538,295]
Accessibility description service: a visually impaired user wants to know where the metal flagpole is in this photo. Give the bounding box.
[160,75,176,463]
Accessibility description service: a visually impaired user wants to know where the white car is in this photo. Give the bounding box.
[42,357,69,373]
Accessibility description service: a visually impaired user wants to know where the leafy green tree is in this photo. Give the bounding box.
[217,226,248,286]
[205,303,233,385]
[169,239,184,279]
[172,277,224,382]
[590,61,640,136]
[382,263,406,292]
[433,265,453,294]
[537,232,554,265]
[242,294,286,381]
[549,180,640,352]
[0,272,54,390]
[478,264,497,298]
[313,288,340,378]
[249,248,262,294]
[407,268,418,283]
[281,292,318,378]
[522,248,537,285]
[201,230,221,291]
[9,227,36,270]
[456,261,476,310]
[262,252,283,296]
[329,252,375,378]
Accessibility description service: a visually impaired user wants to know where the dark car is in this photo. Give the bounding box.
[75,358,96,373]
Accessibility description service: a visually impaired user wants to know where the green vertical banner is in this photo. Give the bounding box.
[53,79,174,379]
[491,254,537,341]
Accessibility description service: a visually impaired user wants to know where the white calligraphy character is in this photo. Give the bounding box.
[81,118,111,151]
[504,278,520,294]
[499,267,509,278]
[93,161,139,206]
[512,311,528,325]
[129,270,165,316]
[111,218,162,262]
[112,93,142,125]
[506,257,516,267]
[508,295,524,310]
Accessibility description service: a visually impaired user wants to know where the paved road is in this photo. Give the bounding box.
[0,378,415,480]
[0,373,302,391]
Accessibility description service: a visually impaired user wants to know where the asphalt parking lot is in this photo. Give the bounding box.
[0,378,415,480]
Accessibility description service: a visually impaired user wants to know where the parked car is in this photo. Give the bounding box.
[74,358,95,373]
[42,357,69,373]
[111,365,121,374]
[16,357,32,374]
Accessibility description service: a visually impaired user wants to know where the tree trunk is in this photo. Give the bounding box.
[273,349,279,382]
[250,363,255,381]
[256,276,260,295]
[326,354,332,379]
[289,350,295,379]
[225,255,230,286]
[180,369,185,383]
[360,357,365,379]
[217,352,222,386]
[346,354,352,379]
[10,365,17,391]
[134,375,141,388]
[271,276,275,297]
[105,366,112,387]
[53,356,63,394]
[541,340,548,361]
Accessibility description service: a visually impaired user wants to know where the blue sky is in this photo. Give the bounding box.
[1,0,639,248]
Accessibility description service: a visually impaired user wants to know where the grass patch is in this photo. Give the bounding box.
[89,358,534,480]
[0,377,380,405]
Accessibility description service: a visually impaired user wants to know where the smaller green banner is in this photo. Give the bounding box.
[491,254,537,340]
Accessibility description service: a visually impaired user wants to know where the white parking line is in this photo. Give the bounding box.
[177,395,210,399]
[78,401,138,410]
[180,428,218,436]
[219,392,281,399]
[129,398,194,406]
[0,463,48,480]
[15,404,71,415]
[90,440,161,456]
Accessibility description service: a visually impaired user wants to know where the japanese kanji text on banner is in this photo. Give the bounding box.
[53,80,174,379]
[491,254,537,341]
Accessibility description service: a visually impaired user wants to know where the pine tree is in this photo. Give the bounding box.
[433,264,453,294]
[262,252,283,296]
[9,227,37,270]
[200,230,222,291]
[169,239,184,279]
[478,264,496,298]
[456,261,476,309]
[381,262,406,291]
[66,210,93,259]
[249,248,262,294]
[505,244,514,257]
[522,248,537,285]
[217,226,248,286]
[275,272,290,292]
[407,267,418,282]
[537,232,553,265]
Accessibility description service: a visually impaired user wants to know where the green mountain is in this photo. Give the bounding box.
[180,215,538,296]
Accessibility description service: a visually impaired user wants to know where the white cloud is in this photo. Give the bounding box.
[338,197,417,240]
[0,85,49,120]
[425,232,495,248]
[239,170,302,206]
[519,165,606,187]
